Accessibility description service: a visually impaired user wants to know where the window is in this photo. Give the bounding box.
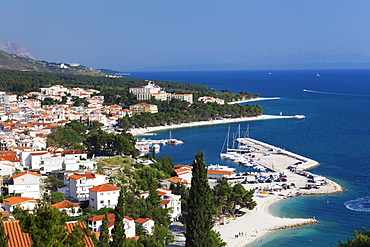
[100,200,104,204]
[108,200,110,205]
[100,193,104,195]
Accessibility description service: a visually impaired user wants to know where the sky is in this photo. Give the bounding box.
[1,0,370,71]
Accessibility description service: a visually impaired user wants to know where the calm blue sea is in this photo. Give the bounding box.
[127,69,370,247]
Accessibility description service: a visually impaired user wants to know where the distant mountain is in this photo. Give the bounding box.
[0,49,106,76]
[136,52,370,71]
[0,42,36,60]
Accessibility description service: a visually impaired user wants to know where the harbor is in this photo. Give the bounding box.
[211,137,342,247]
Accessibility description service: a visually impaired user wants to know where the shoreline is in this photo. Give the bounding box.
[129,114,305,136]
[228,97,280,105]
[213,138,343,247]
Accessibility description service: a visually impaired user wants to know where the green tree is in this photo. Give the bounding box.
[46,174,64,192]
[338,227,370,247]
[0,218,8,247]
[111,188,126,247]
[185,152,225,247]
[13,201,85,247]
[50,192,67,204]
[98,213,110,247]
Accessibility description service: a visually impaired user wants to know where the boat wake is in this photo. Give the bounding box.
[344,196,370,212]
[303,89,370,97]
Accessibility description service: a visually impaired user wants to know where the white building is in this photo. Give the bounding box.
[141,187,182,222]
[8,171,41,199]
[51,200,81,217]
[168,93,193,104]
[198,96,225,105]
[134,218,155,235]
[3,196,37,214]
[88,183,120,211]
[66,172,108,202]
[87,214,136,238]
[2,93,18,104]
[173,165,193,183]
[129,81,161,100]
[0,160,15,176]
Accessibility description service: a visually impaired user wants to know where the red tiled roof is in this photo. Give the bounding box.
[13,171,41,179]
[65,222,95,247]
[3,197,36,206]
[3,221,95,247]
[51,200,80,209]
[89,184,120,192]
[134,218,153,224]
[161,200,170,204]
[3,220,32,247]
[87,214,115,222]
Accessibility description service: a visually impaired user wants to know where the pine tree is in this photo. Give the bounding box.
[111,188,126,247]
[0,218,8,247]
[185,151,215,247]
[98,213,110,247]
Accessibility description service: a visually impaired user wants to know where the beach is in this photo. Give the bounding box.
[129,114,304,136]
[227,97,280,105]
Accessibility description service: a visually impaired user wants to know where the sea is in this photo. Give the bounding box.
[126,69,370,247]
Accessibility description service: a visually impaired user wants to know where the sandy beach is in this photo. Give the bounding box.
[227,97,280,105]
[129,114,305,136]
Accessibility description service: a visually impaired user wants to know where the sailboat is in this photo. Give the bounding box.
[316,72,320,77]
[167,131,183,145]
[220,126,231,159]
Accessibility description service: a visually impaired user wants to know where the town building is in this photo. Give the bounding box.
[8,171,41,199]
[51,200,81,217]
[3,197,37,214]
[64,172,108,202]
[129,103,158,115]
[88,183,120,211]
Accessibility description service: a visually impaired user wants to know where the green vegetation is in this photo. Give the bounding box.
[13,201,86,247]
[337,227,370,246]
[111,189,126,247]
[46,120,139,157]
[120,99,264,128]
[213,180,256,215]
[0,218,8,247]
[185,152,226,247]
[97,214,110,247]
[0,68,213,95]
[50,192,67,204]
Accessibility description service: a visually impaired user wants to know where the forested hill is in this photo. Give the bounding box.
[0,69,215,95]
[0,50,105,76]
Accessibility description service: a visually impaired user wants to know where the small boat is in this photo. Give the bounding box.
[316,72,320,77]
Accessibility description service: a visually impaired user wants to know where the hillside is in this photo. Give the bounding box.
[0,50,106,76]
[0,69,215,95]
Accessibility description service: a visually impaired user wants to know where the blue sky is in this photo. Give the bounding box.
[1,0,369,70]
